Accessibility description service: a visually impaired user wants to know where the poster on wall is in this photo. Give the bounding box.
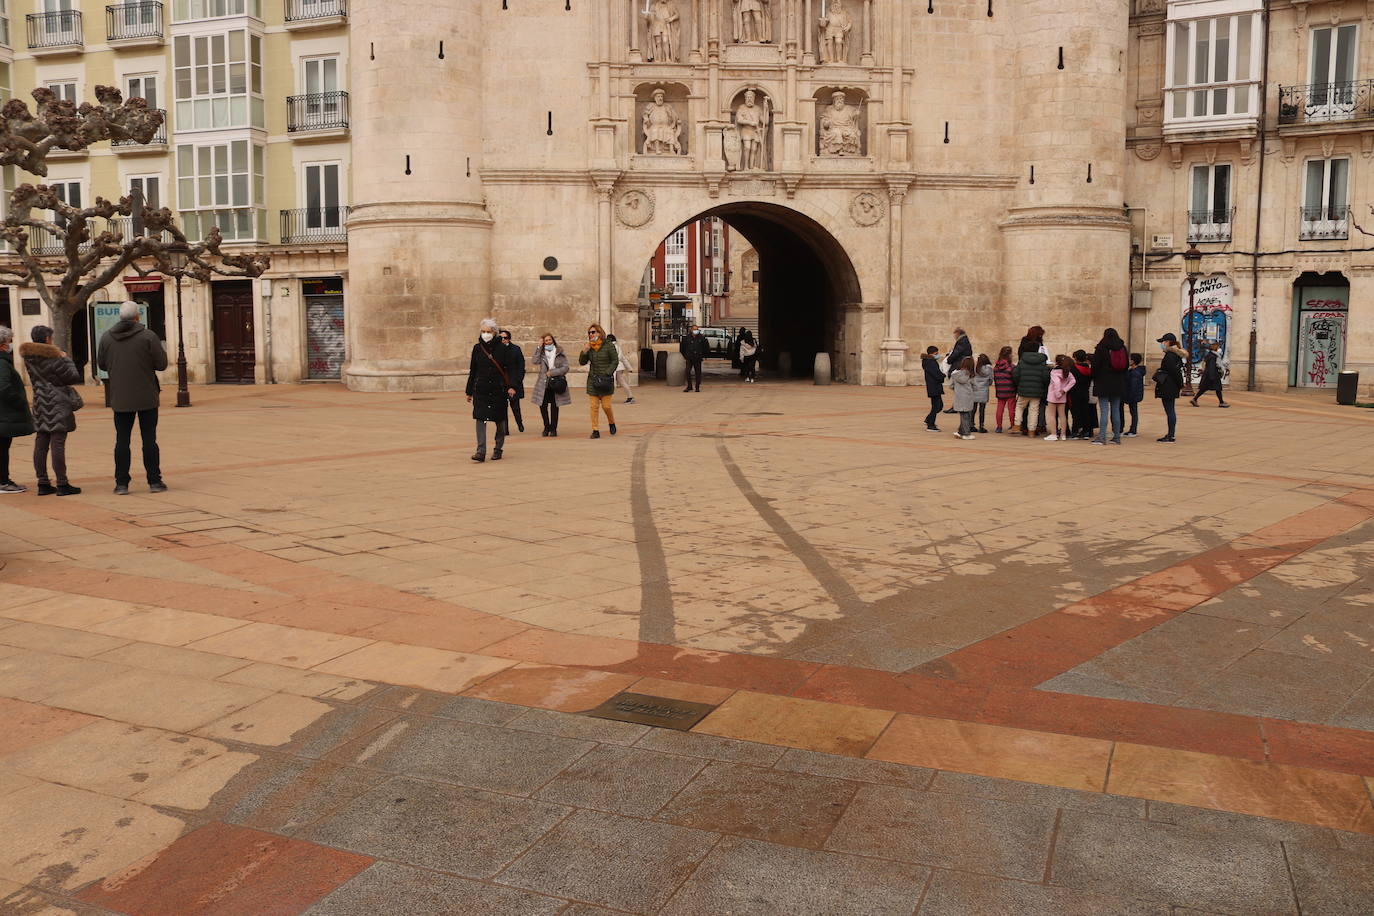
[1294,285,1348,387]
[91,301,149,381]
[1180,274,1232,383]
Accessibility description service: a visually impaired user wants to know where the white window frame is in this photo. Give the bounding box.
[1164,1,1263,132]
[45,79,78,104]
[127,173,163,210]
[1188,163,1233,242]
[175,138,265,242]
[125,72,159,111]
[172,28,264,132]
[300,160,343,232]
[665,263,687,294]
[665,228,686,256]
[0,0,11,49]
[171,0,262,22]
[1300,157,1351,240]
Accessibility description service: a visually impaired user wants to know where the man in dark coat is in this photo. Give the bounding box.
[20,325,82,495]
[466,318,519,462]
[0,324,35,493]
[922,345,946,432]
[1090,327,1129,445]
[1190,342,1230,408]
[943,326,972,411]
[97,302,169,494]
[1155,333,1186,442]
[679,324,711,392]
[498,329,528,432]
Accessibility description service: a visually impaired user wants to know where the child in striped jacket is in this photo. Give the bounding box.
[993,346,1016,432]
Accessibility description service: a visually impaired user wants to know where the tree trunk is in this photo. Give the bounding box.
[50,302,75,354]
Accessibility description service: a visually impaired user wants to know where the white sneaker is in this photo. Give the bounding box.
[0,481,26,494]
[960,434,974,440]
[1045,435,1059,442]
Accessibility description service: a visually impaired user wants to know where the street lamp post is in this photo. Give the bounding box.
[1181,244,1203,397]
[166,241,192,408]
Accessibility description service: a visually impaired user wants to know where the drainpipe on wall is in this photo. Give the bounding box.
[1248,0,1271,391]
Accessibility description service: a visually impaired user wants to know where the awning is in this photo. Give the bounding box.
[123,278,163,293]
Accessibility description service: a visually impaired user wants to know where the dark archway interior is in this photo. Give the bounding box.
[676,202,861,377]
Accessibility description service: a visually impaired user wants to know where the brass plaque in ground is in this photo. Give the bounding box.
[585,692,718,730]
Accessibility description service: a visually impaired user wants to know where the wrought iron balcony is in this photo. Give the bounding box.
[112,110,167,149]
[285,0,346,22]
[1278,81,1374,126]
[1187,208,1234,244]
[103,217,175,244]
[26,10,83,50]
[106,1,163,43]
[287,91,349,133]
[1299,205,1351,241]
[280,207,350,244]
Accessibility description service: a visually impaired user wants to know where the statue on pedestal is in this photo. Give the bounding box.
[643,0,681,62]
[732,89,769,170]
[819,91,861,156]
[642,89,683,155]
[818,0,853,64]
[732,0,772,44]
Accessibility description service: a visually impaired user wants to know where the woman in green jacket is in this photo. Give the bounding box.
[579,323,619,439]
[0,326,35,493]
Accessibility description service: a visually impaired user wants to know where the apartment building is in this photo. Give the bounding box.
[0,0,348,384]
[642,216,758,341]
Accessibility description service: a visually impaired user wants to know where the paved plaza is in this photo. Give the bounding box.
[1,376,1373,914]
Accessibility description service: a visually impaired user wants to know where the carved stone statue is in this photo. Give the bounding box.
[642,89,683,155]
[818,0,853,64]
[643,0,681,62]
[732,89,769,170]
[819,91,861,157]
[732,0,772,44]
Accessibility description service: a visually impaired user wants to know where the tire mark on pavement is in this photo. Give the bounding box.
[632,426,677,646]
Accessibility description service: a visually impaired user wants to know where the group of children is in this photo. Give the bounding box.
[922,343,1148,441]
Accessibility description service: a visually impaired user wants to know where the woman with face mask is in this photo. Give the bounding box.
[530,333,571,436]
[465,317,519,462]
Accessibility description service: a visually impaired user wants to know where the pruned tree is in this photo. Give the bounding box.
[0,86,270,351]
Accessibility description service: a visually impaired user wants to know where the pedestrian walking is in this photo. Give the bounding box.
[1018,326,1050,434]
[530,333,571,437]
[580,323,619,438]
[1011,348,1050,437]
[922,345,945,431]
[729,327,743,371]
[973,354,993,433]
[497,330,527,432]
[606,334,635,403]
[951,357,977,440]
[20,326,82,495]
[97,301,168,494]
[1045,354,1077,441]
[993,346,1016,433]
[1069,350,1095,440]
[1124,353,1146,437]
[679,324,710,392]
[1154,333,1186,442]
[739,330,758,383]
[942,326,972,412]
[0,325,34,494]
[1190,342,1230,408]
[465,317,520,462]
[1091,328,1129,445]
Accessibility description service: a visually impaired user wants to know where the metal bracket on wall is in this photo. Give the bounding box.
[405,155,412,176]
[1058,47,1065,70]
[943,122,949,144]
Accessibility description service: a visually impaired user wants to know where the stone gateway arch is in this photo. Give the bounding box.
[342,0,1129,392]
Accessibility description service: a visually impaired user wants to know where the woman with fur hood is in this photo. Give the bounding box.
[19,326,82,494]
[1154,333,1187,443]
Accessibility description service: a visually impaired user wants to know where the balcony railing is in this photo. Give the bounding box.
[280,207,350,244]
[106,1,163,42]
[1299,205,1351,241]
[26,10,83,49]
[287,91,349,132]
[285,0,346,21]
[112,110,167,148]
[1187,208,1234,244]
[104,217,175,244]
[1278,81,1374,126]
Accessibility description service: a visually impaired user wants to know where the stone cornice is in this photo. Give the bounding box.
[480,168,1018,192]
[999,207,1132,232]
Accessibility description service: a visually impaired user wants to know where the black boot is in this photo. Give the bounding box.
[56,483,81,495]
[590,430,600,439]
[471,452,486,462]
[36,483,56,496]
[609,423,617,436]
[491,449,503,461]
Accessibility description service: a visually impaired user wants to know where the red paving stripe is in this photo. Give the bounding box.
[1262,720,1374,778]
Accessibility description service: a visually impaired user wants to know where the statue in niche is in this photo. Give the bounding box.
[819,91,862,156]
[732,0,772,44]
[643,0,681,62]
[732,89,769,170]
[818,0,853,64]
[642,89,683,155]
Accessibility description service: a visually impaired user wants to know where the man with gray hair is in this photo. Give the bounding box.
[97,301,169,494]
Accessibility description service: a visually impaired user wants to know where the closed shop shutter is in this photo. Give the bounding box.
[306,295,345,379]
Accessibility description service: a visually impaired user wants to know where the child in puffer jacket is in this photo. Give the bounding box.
[992,346,1016,432]
[972,354,994,433]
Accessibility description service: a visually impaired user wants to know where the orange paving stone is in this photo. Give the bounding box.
[463,663,639,711]
[866,714,1114,793]
[692,690,894,757]
[0,697,97,757]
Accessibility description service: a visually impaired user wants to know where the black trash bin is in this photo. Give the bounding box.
[640,348,654,374]
[1336,370,1359,405]
[655,350,668,380]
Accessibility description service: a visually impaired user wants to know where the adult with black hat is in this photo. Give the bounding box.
[1154,332,1187,443]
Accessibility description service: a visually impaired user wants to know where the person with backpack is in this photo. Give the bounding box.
[1190,342,1230,408]
[922,345,945,431]
[1045,354,1077,441]
[1154,333,1187,442]
[530,332,571,437]
[992,346,1016,432]
[580,323,620,438]
[1011,348,1050,438]
[1124,352,1146,437]
[1091,328,1129,445]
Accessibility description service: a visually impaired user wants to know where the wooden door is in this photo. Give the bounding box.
[212,281,256,384]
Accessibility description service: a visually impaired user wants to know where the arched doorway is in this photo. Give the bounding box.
[637,201,862,379]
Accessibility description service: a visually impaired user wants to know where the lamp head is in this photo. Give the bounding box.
[1182,245,1203,277]
[165,240,189,272]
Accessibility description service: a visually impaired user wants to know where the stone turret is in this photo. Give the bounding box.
[1000,0,1131,345]
[343,0,491,392]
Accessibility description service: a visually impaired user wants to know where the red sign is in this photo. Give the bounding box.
[123,277,163,293]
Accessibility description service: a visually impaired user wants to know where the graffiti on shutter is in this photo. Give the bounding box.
[306,295,345,379]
